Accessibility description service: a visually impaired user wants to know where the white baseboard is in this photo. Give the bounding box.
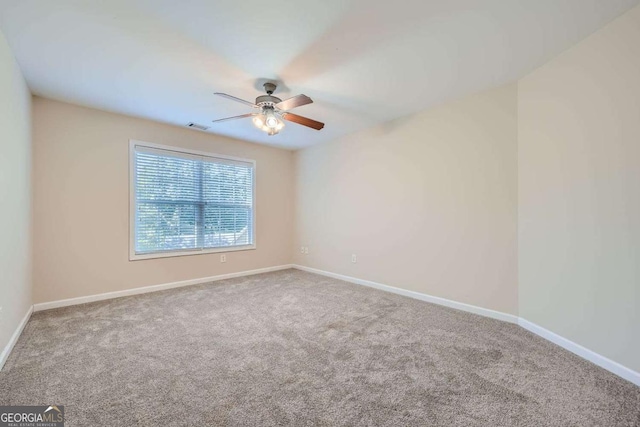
[11,263,640,388]
[292,264,519,324]
[33,264,293,312]
[293,264,639,387]
[0,305,33,371]
[518,318,640,387]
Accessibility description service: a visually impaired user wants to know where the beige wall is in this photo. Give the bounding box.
[32,98,293,303]
[294,84,518,315]
[518,6,640,372]
[0,31,32,354]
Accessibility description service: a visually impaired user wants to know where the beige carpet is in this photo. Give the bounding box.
[1,269,638,426]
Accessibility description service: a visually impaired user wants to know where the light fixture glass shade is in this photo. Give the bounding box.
[253,112,284,135]
[265,112,278,128]
[252,116,264,128]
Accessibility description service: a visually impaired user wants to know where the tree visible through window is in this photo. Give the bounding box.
[132,144,254,256]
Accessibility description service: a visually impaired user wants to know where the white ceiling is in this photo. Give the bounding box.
[0,0,637,149]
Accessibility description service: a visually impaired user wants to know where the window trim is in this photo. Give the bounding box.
[129,139,257,261]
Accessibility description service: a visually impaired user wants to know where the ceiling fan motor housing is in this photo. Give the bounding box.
[256,83,281,106]
[255,95,282,106]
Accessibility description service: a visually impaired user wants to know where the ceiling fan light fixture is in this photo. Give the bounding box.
[265,111,279,128]
[253,110,285,135]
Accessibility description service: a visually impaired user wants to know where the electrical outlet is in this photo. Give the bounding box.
[351,254,357,263]
[220,254,227,263]
[304,247,309,254]
[301,246,305,254]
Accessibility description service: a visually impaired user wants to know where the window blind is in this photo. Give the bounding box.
[133,145,254,255]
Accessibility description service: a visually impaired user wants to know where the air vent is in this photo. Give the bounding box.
[186,122,210,131]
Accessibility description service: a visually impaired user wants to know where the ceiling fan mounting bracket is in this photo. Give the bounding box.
[263,82,277,95]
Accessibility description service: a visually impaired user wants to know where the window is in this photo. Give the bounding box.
[130,141,255,260]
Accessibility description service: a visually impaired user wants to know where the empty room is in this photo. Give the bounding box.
[1,0,639,425]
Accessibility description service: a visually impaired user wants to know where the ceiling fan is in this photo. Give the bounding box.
[212,83,324,136]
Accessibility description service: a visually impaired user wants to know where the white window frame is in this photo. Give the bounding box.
[129,139,257,261]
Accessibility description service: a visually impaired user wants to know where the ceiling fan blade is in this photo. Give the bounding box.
[211,113,257,124]
[214,93,259,108]
[281,112,324,130]
[275,94,313,111]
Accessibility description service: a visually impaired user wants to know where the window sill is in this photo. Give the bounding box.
[129,244,256,261]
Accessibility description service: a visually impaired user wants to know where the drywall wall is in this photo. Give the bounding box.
[518,5,640,372]
[32,98,293,303]
[0,31,32,355]
[294,84,518,315]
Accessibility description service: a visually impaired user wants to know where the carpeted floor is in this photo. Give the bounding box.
[1,269,638,426]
